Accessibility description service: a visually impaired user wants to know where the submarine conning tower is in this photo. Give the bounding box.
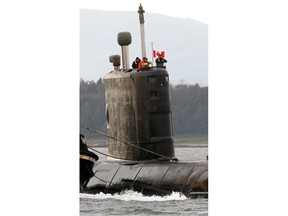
[104,31,175,161]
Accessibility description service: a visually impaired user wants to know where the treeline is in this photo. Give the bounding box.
[80,78,208,140]
[171,84,208,135]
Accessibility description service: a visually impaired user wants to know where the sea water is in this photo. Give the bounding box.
[80,147,208,216]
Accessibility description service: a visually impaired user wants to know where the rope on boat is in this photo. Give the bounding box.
[80,124,173,161]
[86,145,124,160]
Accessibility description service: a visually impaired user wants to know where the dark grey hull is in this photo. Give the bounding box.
[82,159,208,198]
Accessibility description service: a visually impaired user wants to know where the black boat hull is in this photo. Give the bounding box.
[80,150,99,191]
[82,160,208,198]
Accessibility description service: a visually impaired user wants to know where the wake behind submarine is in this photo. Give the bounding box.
[80,4,208,198]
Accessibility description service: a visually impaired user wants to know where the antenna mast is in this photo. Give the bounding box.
[138,4,146,58]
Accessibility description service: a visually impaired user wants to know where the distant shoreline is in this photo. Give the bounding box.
[88,143,208,148]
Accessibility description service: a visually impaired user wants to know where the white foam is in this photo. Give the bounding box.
[80,190,187,202]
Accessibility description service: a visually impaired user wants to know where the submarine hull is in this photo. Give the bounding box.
[80,134,99,191]
[82,160,208,198]
[80,151,97,189]
[80,6,208,199]
[82,68,208,198]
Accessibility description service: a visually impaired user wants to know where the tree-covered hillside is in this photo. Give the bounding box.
[80,79,208,141]
[171,84,208,135]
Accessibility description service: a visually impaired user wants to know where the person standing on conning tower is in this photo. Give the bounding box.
[137,57,151,71]
[155,53,167,68]
[132,57,141,69]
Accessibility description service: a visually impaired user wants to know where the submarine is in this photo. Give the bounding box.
[80,4,208,198]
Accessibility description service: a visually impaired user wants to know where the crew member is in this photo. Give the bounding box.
[138,57,151,71]
[132,57,141,69]
[155,54,167,68]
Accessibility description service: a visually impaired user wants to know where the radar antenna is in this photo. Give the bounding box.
[138,4,146,58]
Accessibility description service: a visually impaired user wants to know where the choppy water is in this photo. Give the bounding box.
[80,147,208,216]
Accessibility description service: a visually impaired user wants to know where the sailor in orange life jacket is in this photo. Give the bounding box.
[137,57,152,71]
